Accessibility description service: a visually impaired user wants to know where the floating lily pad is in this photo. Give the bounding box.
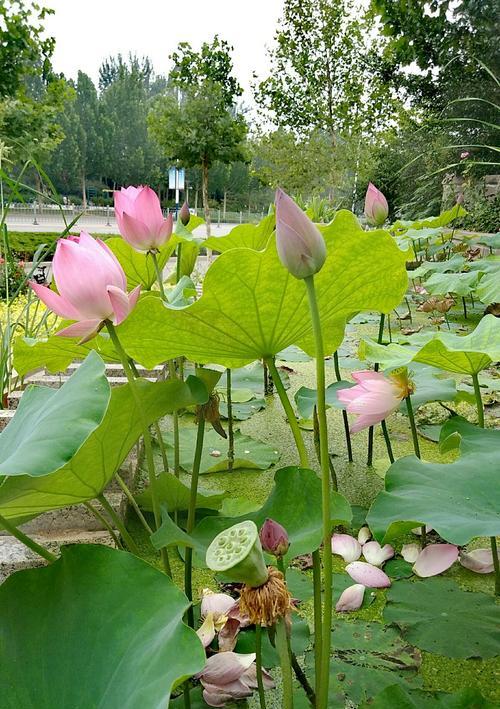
[276,345,312,361]
[384,578,500,659]
[424,271,478,297]
[384,559,414,580]
[399,365,457,410]
[367,418,500,546]
[286,567,314,601]
[0,545,205,708]
[294,381,355,419]
[219,397,266,421]
[136,472,225,513]
[361,684,493,708]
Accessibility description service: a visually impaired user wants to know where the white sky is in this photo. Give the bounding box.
[44,0,284,104]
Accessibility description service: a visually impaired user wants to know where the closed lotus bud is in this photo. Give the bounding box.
[259,518,289,557]
[179,201,190,226]
[275,188,326,279]
[364,182,389,226]
[335,583,365,612]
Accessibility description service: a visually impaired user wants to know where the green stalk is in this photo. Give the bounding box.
[115,472,154,535]
[472,373,484,428]
[84,501,123,549]
[368,313,385,466]
[255,624,267,709]
[168,360,181,478]
[490,536,500,596]
[106,321,171,575]
[333,351,353,462]
[184,415,206,627]
[176,243,183,283]
[405,394,425,544]
[227,368,235,472]
[0,513,57,563]
[265,356,308,468]
[304,275,332,709]
[97,494,141,556]
[312,549,323,699]
[275,617,294,709]
[381,419,394,463]
[150,250,166,300]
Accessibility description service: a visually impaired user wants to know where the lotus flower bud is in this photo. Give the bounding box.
[362,541,394,567]
[331,533,362,562]
[259,518,289,558]
[275,188,326,279]
[206,520,269,588]
[412,544,459,578]
[114,185,173,251]
[364,182,389,226]
[200,589,236,622]
[401,543,420,563]
[345,561,391,588]
[459,548,497,574]
[335,583,365,612]
[179,201,191,226]
[357,526,371,545]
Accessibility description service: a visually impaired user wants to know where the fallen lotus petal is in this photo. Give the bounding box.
[345,561,391,588]
[459,548,496,574]
[196,612,216,648]
[201,589,236,622]
[362,541,394,566]
[331,533,362,562]
[357,526,371,545]
[401,543,420,563]
[335,583,365,612]
[413,544,459,577]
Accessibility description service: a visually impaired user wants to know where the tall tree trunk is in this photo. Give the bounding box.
[223,189,227,220]
[194,188,199,213]
[82,173,87,210]
[201,157,211,237]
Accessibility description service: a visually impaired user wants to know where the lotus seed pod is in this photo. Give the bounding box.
[206,521,269,588]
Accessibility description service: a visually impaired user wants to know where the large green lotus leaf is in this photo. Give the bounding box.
[117,210,408,368]
[13,330,120,376]
[359,339,418,369]
[204,213,275,252]
[411,255,466,279]
[0,377,206,526]
[384,578,500,659]
[394,204,467,231]
[191,466,352,565]
[424,271,478,297]
[107,236,177,289]
[399,364,457,410]
[0,351,110,477]
[150,506,207,553]
[306,621,422,704]
[135,472,225,513]
[361,685,494,709]
[367,418,500,546]
[161,428,281,474]
[294,380,354,419]
[476,269,500,304]
[0,545,205,708]
[219,397,266,420]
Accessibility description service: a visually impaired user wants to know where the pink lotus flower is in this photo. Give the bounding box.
[196,652,274,707]
[345,561,391,588]
[364,183,389,226]
[335,583,365,612]
[331,533,362,562]
[114,185,173,251]
[362,541,394,567]
[275,188,326,279]
[29,231,140,343]
[337,370,410,433]
[259,518,289,557]
[412,544,459,578]
[201,589,237,623]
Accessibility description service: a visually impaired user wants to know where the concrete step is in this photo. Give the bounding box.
[0,410,15,431]
[65,362,164,378]
[25,374,157,388]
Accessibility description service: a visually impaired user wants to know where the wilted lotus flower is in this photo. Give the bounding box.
[401,543,420,563]
[357,526,372,545]
[460,548,497,574]
[362,541,394,567]
[196,652,274,707]
[331,533,362,562]
[114,185,173,251]
[335,583,365,612]
[413,544,459,577]
[337,370,412,433]
[29,231,140,343]
[197,612,216,648]
[346,561,391,588]
[364,182,389,226]
[201,589,236,624]
[275,188,327,279]
[179,200,191,226]
[259,518,289,558]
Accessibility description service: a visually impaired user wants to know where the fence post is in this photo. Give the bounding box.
[239,211,242,224]
[33,202,38,225]
[217,209,221,227]
[106,204,111,227]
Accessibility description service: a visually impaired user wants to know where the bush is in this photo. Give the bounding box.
[459,194,500,233]
[0,256,27,300]
[7,232,119,259]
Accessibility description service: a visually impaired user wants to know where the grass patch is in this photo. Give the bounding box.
[7,232,119,258]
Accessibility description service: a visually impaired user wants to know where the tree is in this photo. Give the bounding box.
[149,38,247,234]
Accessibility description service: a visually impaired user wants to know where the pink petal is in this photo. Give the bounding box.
[29,281,81,320]
[134,185,164,226]
[218,617,241,652]
[56,319,101,343]
[401,543,420,563]
[413,544,459,578]
[362,541,394,567]
[459,549,496,574]
[196,612,216,648]
[107,285,131,325]
[241,665,275,690]
[352,370,386,384]
[335,583,365,612]
[350,412,385,433]
[201,590,236,620]
[127,284,141,312]
[357,526,371,545]
[153,212,173,248]
[345,561,391,588]
[197,652,255,684]
[331,533,362,562]
[120,211,156,251]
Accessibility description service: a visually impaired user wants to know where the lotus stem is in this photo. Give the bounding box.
[168,360,181,478]
[184,414,206,627]
[115,472,153,536]
[255,624,267,709]
[304,275,332,709]
[0,513,57,563]
[405,394,425,545]
[333,351,353,462]
[84,501,123,549]
[490,536,500,596]
[105,321,171,575]
[150,250,166,300]
[368,313,385,466]
[176,243,183,283]
[312,549,323,699]
[291,652,316,707]
[96,493,141,556]
[381,419,394,463]
[227,368,235,472]
[275,617,294,709]
[472,373,484,427]
[462,296,467,320]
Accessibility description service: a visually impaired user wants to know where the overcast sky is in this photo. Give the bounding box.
[44,0,284,103]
